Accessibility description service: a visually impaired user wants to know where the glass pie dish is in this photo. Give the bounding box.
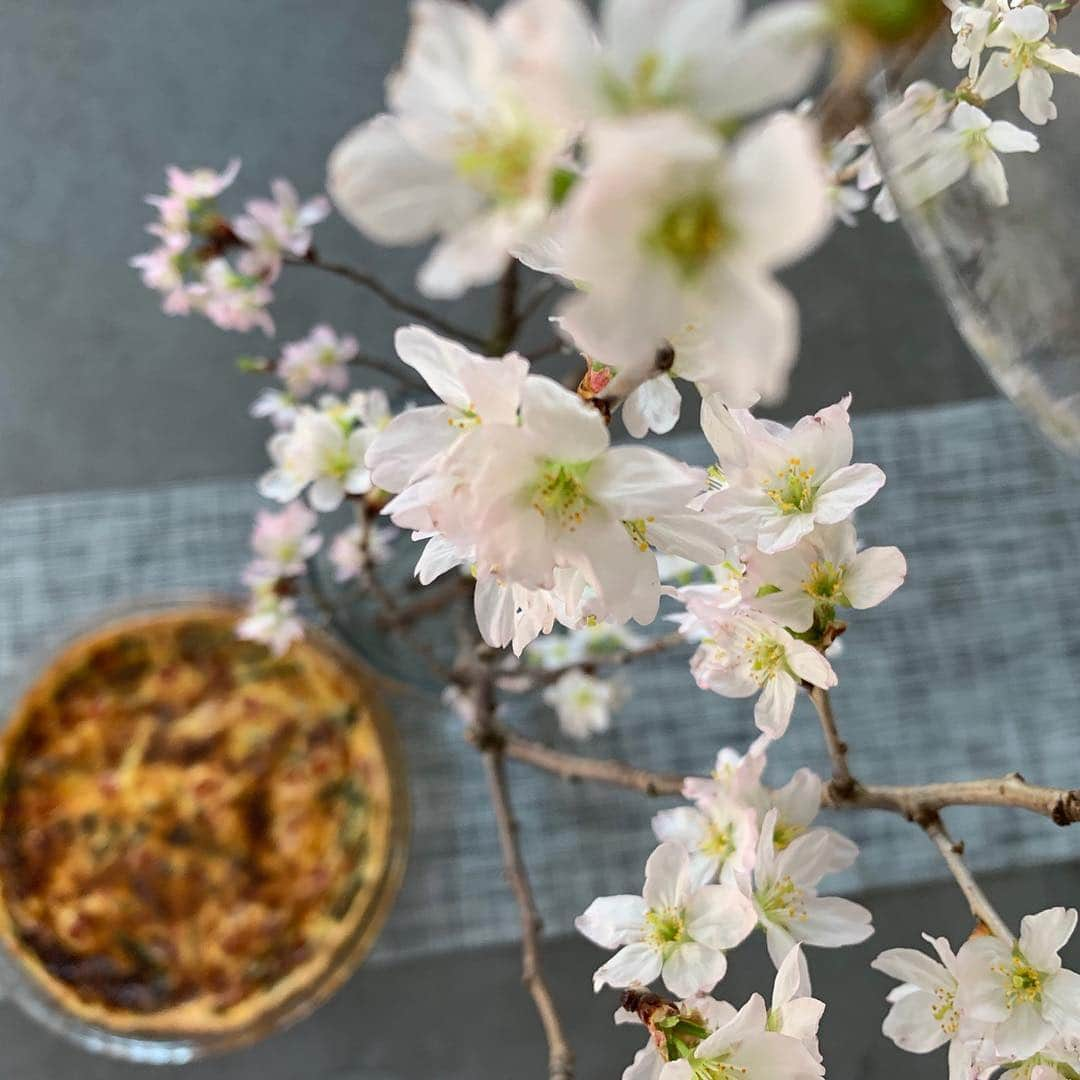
[0,596,408,1063]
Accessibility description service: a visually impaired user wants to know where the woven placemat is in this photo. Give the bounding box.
[1,398,1078,965]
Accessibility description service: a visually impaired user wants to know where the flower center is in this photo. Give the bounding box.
[645,907,689,953]
[745,636,786,685]
[455,120,542,204]
[702,824,735,860]
[999,952,1044,1008]
[531,461,592,527]
[758,876,805,926]
[803,560,847,603]
[763,457,817,514]
[603,51,686,113]
[771,819,805,852]
[647,192,730,281]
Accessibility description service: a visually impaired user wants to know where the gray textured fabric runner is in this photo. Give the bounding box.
[1,398,1078,967]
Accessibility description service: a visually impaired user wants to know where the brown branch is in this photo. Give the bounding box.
[374,574,469,631]
[922,814,1014,942]
[454,660,575,1080]
[823,773,1080,825]
[808,687,1013,941]
[472,725,684,798]
[286,249,486,347]
[809,687,854,797]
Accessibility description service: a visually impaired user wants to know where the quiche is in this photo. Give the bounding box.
[0,603,406,1038]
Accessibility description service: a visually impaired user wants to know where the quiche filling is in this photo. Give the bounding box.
[0,607,400,1035]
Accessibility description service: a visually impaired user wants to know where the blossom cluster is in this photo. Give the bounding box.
[577,739,871,1076]
[875,909,1080,1077]
[131,162,329,335]
[329,0,836,429]
[872,0,1080,214]
[668,395,906,739]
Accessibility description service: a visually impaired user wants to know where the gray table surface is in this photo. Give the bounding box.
[3,3,1080,1079]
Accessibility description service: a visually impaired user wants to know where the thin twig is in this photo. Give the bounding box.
[808,686,1013,941]
[483,747,576,1079]
[375,574,469,631]
[922,815,1014,942]
[497,633,688,691]
[472,725,684,797]
[286,250,486,347]
[455,657,575,1080]
[809,687,854,797]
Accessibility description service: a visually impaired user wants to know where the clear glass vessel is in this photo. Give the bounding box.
[872,11,1080,454]
[0,595,409,1064]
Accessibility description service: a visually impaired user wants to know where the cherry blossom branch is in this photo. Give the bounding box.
[456,659,576,1080]
[468,724,685,797]
[807,687,1013,940]
[286,248,486,347]
[822,774,1080,825]
[922,814,1015,943]
[809,687,855,797]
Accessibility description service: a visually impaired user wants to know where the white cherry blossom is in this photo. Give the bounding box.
[543,669,626,740]
[237,579,304,657]
[947,0,1000,75]
[750,808,874,969]
[259,397,379,511]
[702,394,886,554]
[658,992,823,1079]
[507,0,830,129]
[873,933,986,1077]
[768,945,826,1063]
[418,375,733,628]
[327,0,576,298]
[577,842,757,998]
[652,794,759,888]
[366,325,529,494]
[956,907,1080,1059]
[527,621,646,669]
[278,325,359,397]
[688,610,837,739]
[248,502,323,578]
[555,111,831,410]
[233,178,330,279]
[743,521,907,632]
[976,6,1080,126]
[896,101,1039,208]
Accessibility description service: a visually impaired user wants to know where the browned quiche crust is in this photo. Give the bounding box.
[0,605,401,1037]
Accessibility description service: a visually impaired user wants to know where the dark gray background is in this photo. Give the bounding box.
[0,3,1057,1079]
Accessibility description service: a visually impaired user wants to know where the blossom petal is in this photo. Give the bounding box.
[663,941,728,998]
[644,842,692,910]
[1019,906,1076,971]
[881,988,950,1053]
[327,114,478,244]
[812,462,886,523]
[367,405,458,492]
[1017,65,1056,126]
[785,639,837,689]
[843,545,907,610]
[521,375,610,461]
[798,896,874,947]
[623,375,682,439]
[592,942,663,992]
[754,673,797,738]
[575,895,649,949]
[871,947,952,994]
[684,884,757,950]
